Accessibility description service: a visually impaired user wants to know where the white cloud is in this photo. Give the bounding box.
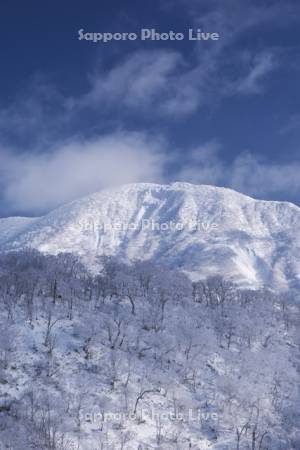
[80,46,276,118]
[176,141,225,185]
[175,0,291,102]
[235,52,276,95]
[0,42,280,150]
[0,0,298,216]
[74,50,201,117]
[1,136,300,217]
[0,132,166,215]
[280,114,300,135]
[0,76,65,143]
[177,143,300,201]
[230,152,300,198]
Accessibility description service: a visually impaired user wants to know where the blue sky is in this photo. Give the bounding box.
[0,0,300,216]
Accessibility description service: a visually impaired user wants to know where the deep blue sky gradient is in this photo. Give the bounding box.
[0,0,300,215]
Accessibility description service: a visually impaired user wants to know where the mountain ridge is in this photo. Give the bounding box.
[1,182,300,290]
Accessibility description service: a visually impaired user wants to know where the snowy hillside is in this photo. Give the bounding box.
[1,182,300,289]
[0,252,299,449]
[0,216,37,246]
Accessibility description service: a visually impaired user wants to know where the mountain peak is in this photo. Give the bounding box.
[1,182,300,290]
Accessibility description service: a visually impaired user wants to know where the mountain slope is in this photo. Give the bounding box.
[1,182,300,289]
[0,216,37,246]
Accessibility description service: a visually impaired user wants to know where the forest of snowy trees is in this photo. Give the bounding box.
[0,250,299,449]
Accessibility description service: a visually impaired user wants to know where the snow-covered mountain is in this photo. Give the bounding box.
[1,182,300,289]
